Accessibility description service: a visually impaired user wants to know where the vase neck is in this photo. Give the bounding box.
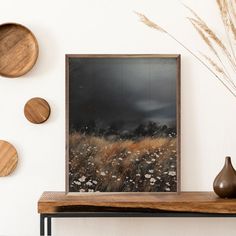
[225,156,232,168]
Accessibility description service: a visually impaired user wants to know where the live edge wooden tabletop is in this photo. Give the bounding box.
[38,191,236,214]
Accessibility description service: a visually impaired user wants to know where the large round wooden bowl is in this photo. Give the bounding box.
[0,140,18,177]
[0,23,39,78]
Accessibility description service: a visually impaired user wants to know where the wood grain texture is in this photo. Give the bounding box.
[38,191,236,214]
[24,97,51,124]
[0,23,39,78]
[0,140,18,176]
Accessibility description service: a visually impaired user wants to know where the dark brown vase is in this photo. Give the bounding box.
[213,156,236,198]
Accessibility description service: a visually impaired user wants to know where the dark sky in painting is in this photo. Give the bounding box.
[69,57,177,131]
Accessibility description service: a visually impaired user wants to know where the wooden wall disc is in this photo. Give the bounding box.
[0,140,18,177]
[24,97,51,124]
[0,23,39,78]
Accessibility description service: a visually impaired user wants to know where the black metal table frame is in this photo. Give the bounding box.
[40,212,236,236]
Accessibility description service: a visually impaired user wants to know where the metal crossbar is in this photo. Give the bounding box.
[40,212,236,236]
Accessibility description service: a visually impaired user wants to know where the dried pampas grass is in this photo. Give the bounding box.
[136,0,236,98]
[135,12,166,33]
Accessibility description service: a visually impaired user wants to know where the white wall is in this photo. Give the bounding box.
[1,0,236,235]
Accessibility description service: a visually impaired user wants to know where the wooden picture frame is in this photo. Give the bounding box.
[66,54,181,194]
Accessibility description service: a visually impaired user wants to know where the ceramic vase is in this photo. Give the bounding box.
[213,156,236,198]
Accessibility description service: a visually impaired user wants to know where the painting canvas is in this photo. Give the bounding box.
[66,55,180,193]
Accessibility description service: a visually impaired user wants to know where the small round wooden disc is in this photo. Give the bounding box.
[24,97,51,124]
[0,140,18,177]
[0,23,39,78]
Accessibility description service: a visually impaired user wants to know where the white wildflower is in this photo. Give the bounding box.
[86,181,93,186]
[74,181,81,185]
[79,176,86,182]
[100,172,106,176]
[168,171,176,176]
[145,174,151,179]
[148,170,154,173]
[150,178,156,183]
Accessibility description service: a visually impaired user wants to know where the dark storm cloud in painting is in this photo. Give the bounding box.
[69,57,177,131]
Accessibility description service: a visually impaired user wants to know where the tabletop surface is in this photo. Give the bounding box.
[38,191,236,214]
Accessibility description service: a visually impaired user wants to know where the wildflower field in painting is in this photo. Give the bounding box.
[69,123,177,192]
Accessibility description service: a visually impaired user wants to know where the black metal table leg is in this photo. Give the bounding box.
[40,215,45,236]
[47,217,52,236]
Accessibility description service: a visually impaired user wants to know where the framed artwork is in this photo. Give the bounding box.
[66,54,181,193]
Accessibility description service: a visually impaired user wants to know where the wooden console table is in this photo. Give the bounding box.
[38,191,236,236]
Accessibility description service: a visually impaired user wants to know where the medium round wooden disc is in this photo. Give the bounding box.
[24,97,51,124]
[0,23,39,78]
[0,140,18,177]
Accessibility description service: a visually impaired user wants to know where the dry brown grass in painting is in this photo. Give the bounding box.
[69,132,177,192]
